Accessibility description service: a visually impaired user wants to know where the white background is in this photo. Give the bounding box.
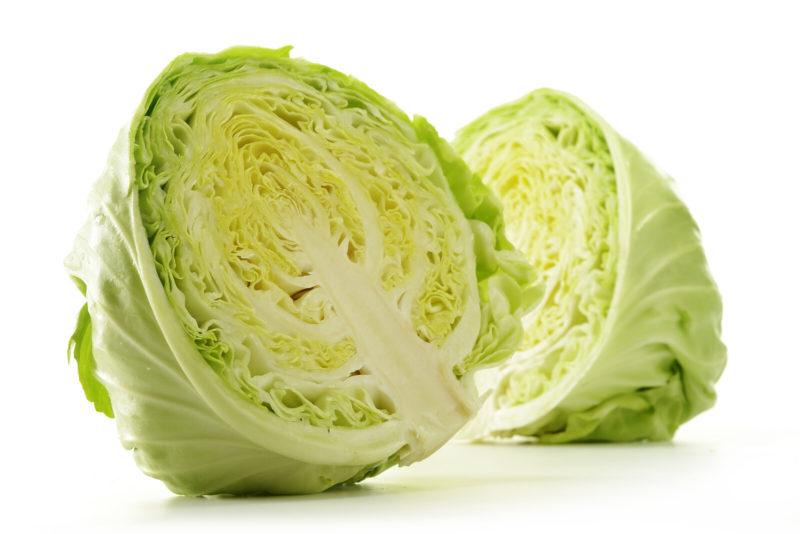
[2,1,798,532]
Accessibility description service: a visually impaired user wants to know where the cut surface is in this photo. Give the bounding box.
[457,92,618,415]
[133,48,481,455]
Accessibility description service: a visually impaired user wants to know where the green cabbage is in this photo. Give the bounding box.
[66,46,534,495]
[454,89,726,442]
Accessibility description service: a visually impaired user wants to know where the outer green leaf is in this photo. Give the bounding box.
[68,300,113,418]
[455,89,726,442]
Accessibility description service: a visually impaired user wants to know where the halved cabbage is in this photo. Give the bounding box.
[66,47,534,495]
[455,89,726,442]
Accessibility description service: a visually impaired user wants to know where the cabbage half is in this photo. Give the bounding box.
[454,89,726,442]
[66,47,534,495]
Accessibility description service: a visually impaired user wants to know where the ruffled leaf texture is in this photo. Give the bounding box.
[65,47,533,495]
[454,89,726,443]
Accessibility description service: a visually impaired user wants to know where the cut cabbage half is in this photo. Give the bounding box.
[66,47,534,495]
[454,89,726,442]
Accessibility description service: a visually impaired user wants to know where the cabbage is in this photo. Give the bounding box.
[66,46,534,495]
[454,89,726,442]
